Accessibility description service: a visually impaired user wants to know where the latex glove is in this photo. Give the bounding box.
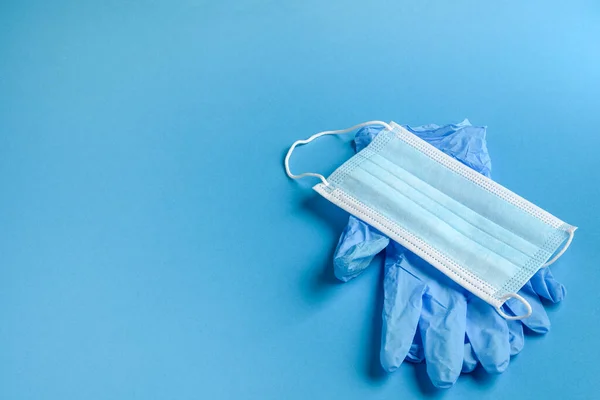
[381,244,548,386]
[334,121,566,388]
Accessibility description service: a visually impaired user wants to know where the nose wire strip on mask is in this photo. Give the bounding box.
[284,121,393,186]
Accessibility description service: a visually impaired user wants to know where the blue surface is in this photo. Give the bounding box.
[0,1,598,399]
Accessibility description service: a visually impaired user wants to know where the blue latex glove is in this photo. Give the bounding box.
[334,121,566,388]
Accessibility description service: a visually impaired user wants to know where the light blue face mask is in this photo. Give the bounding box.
[285,121,577,320]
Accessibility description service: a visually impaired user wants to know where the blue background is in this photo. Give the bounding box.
[1,1,598,399]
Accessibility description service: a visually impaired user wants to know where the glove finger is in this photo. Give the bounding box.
[466,296,510,374]
[530,267,566,303]
[462,341,477,373]
[505,282,550,334]
[420,291,467,389]
[462,321,522,371]
[333,216,389,282]
[380,254,425,371]
[507,320,524,356]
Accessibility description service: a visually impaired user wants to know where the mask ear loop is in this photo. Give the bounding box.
[540,226,577,268]
[495,293,532,320]
[284,121,393,186]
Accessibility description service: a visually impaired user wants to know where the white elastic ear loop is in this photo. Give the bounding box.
[284,120,393,186]
[495,292,532,320]
[541,226,577,268]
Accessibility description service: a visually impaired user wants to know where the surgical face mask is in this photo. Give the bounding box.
[285,121,576,320]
